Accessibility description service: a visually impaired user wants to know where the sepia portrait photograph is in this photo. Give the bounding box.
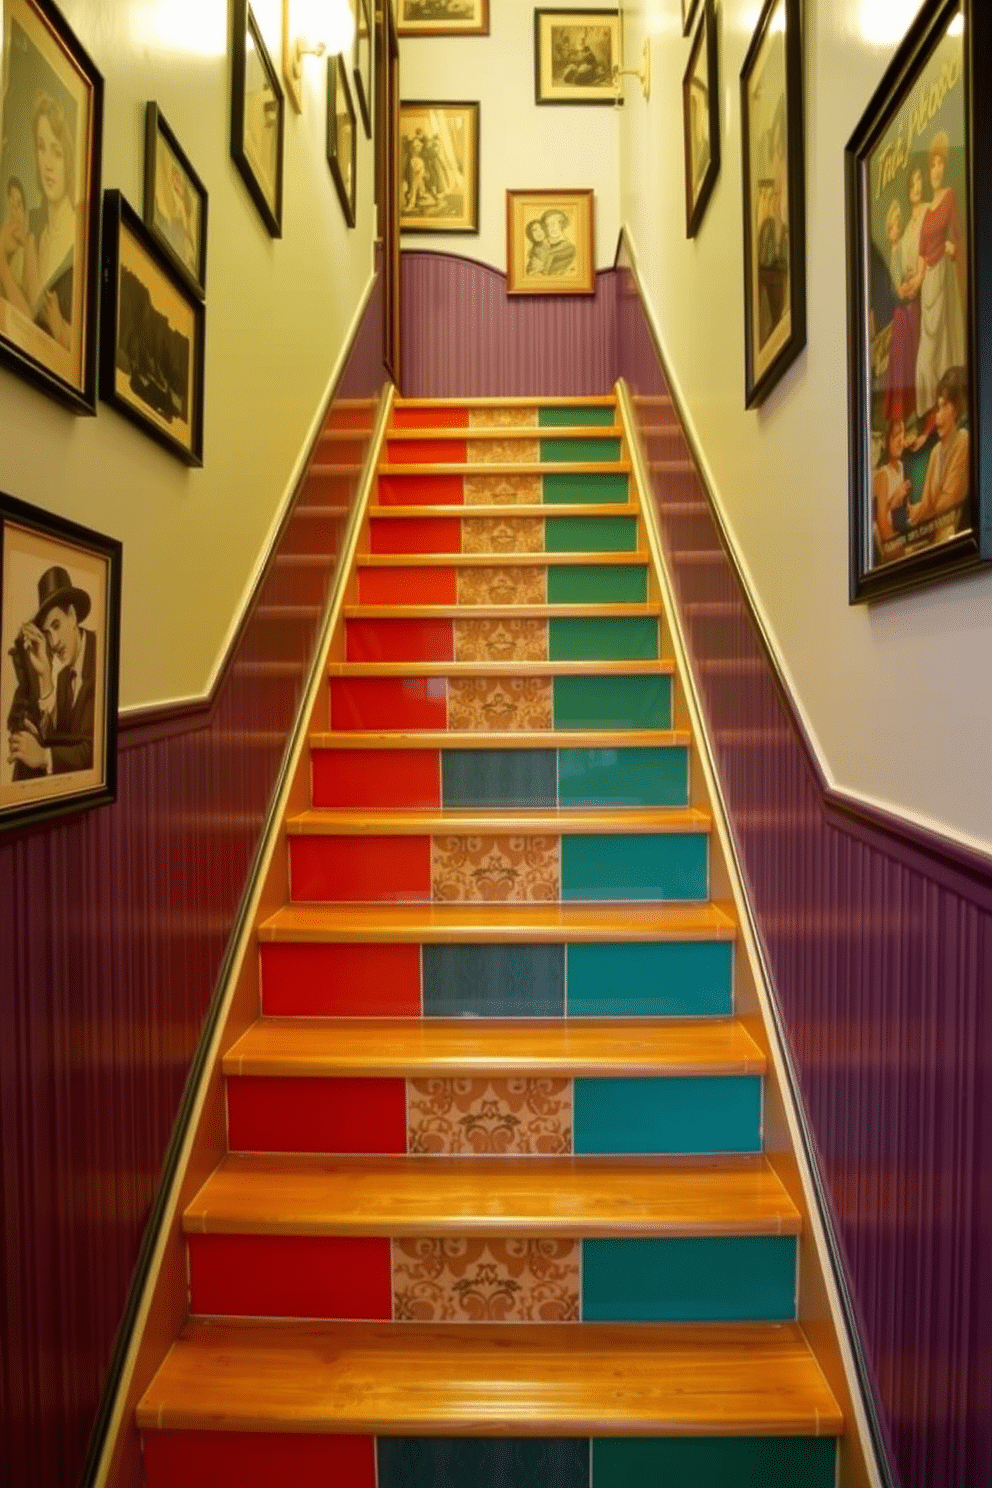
[397,0,488,38]
[0,491,121,833]
[327,54,357,227]
[0,0,102,411]
[144,103,207,299]
[399,101,479,233]
[534,9,620,105]
[681,0,719,237]
[231,0,284,237]
[506,188,595,294]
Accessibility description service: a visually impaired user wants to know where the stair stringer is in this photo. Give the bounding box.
[616,376,889,1488]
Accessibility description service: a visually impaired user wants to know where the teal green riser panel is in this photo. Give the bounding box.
[543,472,628,504]
[553,675,671,730]
[541,437,622,462]
[538,406,616,427]
[441,749,556,808]
[545,516,637,553]
[592,1436,837,1488]
[549,617,658,662]
[582,1236,797,1321]
[422,944,564,1016]
[558,747,689,807]
[547,564,647,603]
[377,1438,589,1488]
[562,834,708,901]
[566,941,733,1016]
[574,1077,762,1153]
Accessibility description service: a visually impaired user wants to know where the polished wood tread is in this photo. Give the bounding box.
[369,502,637,520]
[344,603,662,620]
[326,659,673,678]
[385,427,624,442]
[184,1153,799,1237]
[286,806,711,836]
[137,1319,842,1436]
[259,901,737,943]
[309,728,690,750]
[378,462,632,478]
[356,550,647,568]
[222,1016,763,1079]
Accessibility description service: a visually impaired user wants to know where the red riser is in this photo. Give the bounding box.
[378,473,464,505]
[358,566,458,605]
[392,406,468,429]
[290,835,431,902]
[330,677,447,731]
[370,517,462,555]
[188,1234,392,1319]
[311,748,441,809]
[144,1431,376,1488]
[260,942,422,1016]
[387,438,467,463]
[227,1076,407,1154]
[346,618,454,663]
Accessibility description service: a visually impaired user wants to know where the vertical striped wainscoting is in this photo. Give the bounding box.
[0,284,386,1488]
[617,240,992,1488]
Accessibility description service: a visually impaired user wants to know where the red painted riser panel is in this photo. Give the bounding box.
[392,406,469,428]
[289,834,431,902]
[227,1076,408,1154]
[260,942,423,1016]
[358,566,458,605]
[144,1431,376,1488]
[330,677,448,730]
[369,516,462,555]
[387,438,467,463]
[346,618,454,663]
[378,473,464,505]
[311,748,441,809]
[187,1234,392,1319]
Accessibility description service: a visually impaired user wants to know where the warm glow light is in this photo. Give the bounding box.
[129,0,228,56]
[857,0,933,46]
[293,0,354,58]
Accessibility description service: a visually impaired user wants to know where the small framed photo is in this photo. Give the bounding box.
[327,55,357,228]
[353,0,372,137]
[143,104,207,300]
[231,0,285,238]
[399,101,479,233]
[681,0,700,36]
[1,491,121,834]
[740,0,806,408]
[681,0,719,237]
[506,187,595,295]
[397,0,488,38]
[0,0,103,413]
[534,9,620,106]
[846,0,991,600]
[99,190,205,467]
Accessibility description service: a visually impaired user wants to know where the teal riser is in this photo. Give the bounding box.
[582,1236,796,1321]
[421,941,733,1018]
[441,745,690,809]
[552,674,670,729]
[538,406,617,428]
[547,564,646,603]
[574,1077,762,1155]
[540,437,622,463]
[549,616,657,661]
[562,833,708,902]
[542,471,628,503]
[545,515,636,553]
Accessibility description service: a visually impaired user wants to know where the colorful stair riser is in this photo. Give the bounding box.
[391,404,619,431]
[356,561,650,606]
[368,515,637,557]
[377,471,631,506]
[328,673,671,732]
[344,615,659,664]
[384,438,624,466]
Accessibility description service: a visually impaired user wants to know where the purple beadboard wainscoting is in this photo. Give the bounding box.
[0,280,386,1488]
[617,251,992,1488]
[400,250,618,397]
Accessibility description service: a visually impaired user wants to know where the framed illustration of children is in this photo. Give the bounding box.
[398,101,479,234]
[845,0,992,600]
[0,0,103,412]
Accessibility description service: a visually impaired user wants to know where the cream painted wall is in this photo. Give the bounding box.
[0,0,378,710]
[399,0,621,270]
[619,0,992,853]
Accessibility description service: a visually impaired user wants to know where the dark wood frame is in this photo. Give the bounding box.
[327,54,357,228]
[845,0,991,601]
[398,99,480,234]
[354,0,373,137]
[681,0,719,238]
[396,0,489,38]
[230,0,285,238]
[99,190,205,467]
[681,0,700,37]
[533,9,620,106]
[142,103,208,300]
[0,0,103,413]
[0,490,121,834]
[506,186,596,295]
[739,0,806,408]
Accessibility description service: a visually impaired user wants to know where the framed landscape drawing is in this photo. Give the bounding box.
[0,490,121,834]
[231,0,284,237]
[328,54,357,228]
[143,103,207,299]
[0,0,103,413]
[534,9,620,105]
[506,188,595,295]
[846,0,991,600]
[740,0,805,407]
[99,191,205,467]
[397,0,488,37]
[399,101,479,233]
[681,0,719,237]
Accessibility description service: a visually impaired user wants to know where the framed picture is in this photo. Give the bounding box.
[846,0,991,600]
[681,0,700,36]
[353,0,372,137]
[230,0,284,237]
[397,0,488,38]
[681,0,719,237]
[399,101,479,233]
[739,0,806,408]
[0,0,103,413]
[506,187,595,295]
[99,191,205,467]
[327,55,357,228]
[143,104,207,300]
[0,491,121,834]
[534,9,619,106]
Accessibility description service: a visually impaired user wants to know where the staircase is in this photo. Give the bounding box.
[136,394,844,1488]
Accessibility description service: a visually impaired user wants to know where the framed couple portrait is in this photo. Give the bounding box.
[506,188,595,295]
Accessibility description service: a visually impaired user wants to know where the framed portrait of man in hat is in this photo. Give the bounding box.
[0,490,121,833]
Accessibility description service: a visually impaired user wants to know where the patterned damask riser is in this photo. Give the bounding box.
[344,616,660,664]
[328,674,672,732]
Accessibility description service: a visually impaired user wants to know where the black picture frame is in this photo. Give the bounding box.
[845,0,991,601]
[354,0,373,138]
[0,490,121,835]
[143,103,208,300]
[99,190,205,468]
[681,0,700,37]
[0,0,103,414]
[739,0,806,408]
[681,0,719,238]
[328,54,357,228]
[533,9,621,106]
[230,0,285,238]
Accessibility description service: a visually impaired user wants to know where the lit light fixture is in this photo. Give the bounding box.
[282,0,356,113]
[612,39,651,101]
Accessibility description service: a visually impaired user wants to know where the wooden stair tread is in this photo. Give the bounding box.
[326,660,673,677]
[222,1016,763,1077]
[357,551,646,568]
[259,901,737,943]
[344,604,661,620]
[137,1318,843,1436]
[309,728,691,749]
[285,806,710,836]
[386,428,624,441]
[184,1153,800,1236]
[369,503,637,519]
[379,463,632,477]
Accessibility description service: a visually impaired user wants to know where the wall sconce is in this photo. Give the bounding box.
[282,0,356,113]
[612,38,651,101]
